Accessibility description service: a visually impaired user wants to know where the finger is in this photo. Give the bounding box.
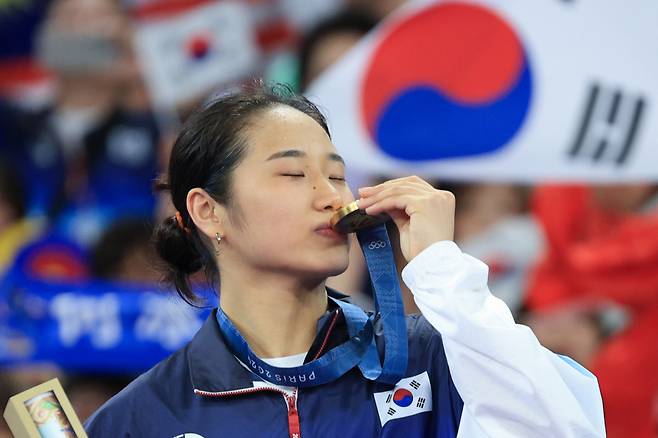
[358,184,418,209]
[364,194,420,216]
[405,175,435,189]
[358,178,418,194]
[360,175,434,194]
[358,182,438,209]
[387,175,434,188]
[359,180,431,199]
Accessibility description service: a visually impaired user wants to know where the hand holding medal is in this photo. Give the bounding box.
[356,176,455,262]
[327,176,452,385]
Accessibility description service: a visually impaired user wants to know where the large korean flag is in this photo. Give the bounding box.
[306,0,658,182]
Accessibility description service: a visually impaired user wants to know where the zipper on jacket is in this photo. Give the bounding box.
[285,388,301,438]
[195,386,302,437]
[194,309,340,437]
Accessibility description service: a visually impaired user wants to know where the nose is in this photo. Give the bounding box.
[312,178,343,212]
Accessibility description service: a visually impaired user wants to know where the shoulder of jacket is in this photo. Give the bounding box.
[84,378,140,437]
[84,346,190,436]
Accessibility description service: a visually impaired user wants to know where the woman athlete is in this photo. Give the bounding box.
[85,86,605,437]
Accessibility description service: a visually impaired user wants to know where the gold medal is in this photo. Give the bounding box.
[330,201,390,234]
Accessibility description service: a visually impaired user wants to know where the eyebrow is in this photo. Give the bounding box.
[265,149,345,165]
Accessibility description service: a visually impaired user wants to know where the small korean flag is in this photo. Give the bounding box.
[374,371,433,427]
[135,1,258,107]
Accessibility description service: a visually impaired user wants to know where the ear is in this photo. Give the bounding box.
[186,188,224,240]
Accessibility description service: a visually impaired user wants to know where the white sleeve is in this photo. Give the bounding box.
[401,241,606,438]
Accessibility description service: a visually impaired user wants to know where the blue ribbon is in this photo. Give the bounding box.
[216,298,373,388]
[215,223,408,387]
[355,224,408,384]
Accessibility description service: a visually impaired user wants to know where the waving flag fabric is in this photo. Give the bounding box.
[134,1,259,107]
[306,0,658,182]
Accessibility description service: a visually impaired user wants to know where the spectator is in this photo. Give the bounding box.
[0,0,162,247]
[298,8,377,91]
[525,183,658,438]
[449,183,530,243]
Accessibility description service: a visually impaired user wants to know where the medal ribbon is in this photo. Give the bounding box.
[355,223,408,384]
[215,223,407,387]
[215,299,373,388]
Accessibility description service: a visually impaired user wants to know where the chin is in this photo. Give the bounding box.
[302,254,349,278]
[316,258,350,276]
[324,262,350,278]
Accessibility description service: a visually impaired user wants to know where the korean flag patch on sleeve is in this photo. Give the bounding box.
[374,371,433,427]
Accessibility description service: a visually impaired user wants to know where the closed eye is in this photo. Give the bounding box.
[329,176,346,181]
[281,173,305,177]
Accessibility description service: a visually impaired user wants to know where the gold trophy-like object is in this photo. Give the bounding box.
[330,200,390,234]
[3,378,88,438]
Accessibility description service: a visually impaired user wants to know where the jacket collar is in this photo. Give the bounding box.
[187,288,350,394]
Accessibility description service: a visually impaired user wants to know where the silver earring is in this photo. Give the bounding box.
[214,233,222,255]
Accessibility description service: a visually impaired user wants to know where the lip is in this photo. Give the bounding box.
[315,223,347,240]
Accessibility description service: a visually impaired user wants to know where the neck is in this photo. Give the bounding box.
[219,263,328,359]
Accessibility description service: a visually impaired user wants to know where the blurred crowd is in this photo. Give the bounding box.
[1,1,657,437]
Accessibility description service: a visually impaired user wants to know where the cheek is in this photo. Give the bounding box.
[245,191,300,225]
[236,196,305,246]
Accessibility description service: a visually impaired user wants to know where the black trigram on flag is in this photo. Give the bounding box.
[387,407,396,416]
[385,394,392,404]
[569,83,646,165]
[409,380,421,390]
[416,397,426,408]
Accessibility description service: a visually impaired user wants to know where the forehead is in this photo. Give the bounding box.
[241,105,336,160]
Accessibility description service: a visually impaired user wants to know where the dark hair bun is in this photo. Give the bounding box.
[154,216,203,276]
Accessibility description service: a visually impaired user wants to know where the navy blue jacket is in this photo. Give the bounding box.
[85,293,464,437]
